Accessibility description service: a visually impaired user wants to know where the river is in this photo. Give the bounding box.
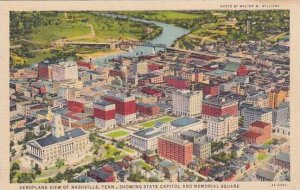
[93,14,190,65]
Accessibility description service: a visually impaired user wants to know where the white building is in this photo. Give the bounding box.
[131,117,204,151]
[207,115,238,141]
[130,127,166,151]
[171,90,203,118]
[243,107,273,128]
[26,114,90,169]
[133,61,148,75]
[169,117,205,137]
[52,61,78,81]
[245,92,269,108]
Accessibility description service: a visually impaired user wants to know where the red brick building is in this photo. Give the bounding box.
[138,79,150,87]
[158,135,193,165]
[67,99,85,113]
[148,63,164,71]
[136,103,160,116]
[94,101,116,130]
[103,95,136,116]
[237,64,249,76]
[38,63,52,80]
[71,118,95,130]
[241,121,272,145]
[203,83,220,97]
[109,69,127,79]
[202,97,238,119]
[103,94,136,125]
[141,87,163,97]
[166,76,190,89]
[77,61,95,70]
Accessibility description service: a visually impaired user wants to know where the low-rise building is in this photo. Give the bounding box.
[193,142,211,159]
[130,127,165,151]
[274,152,290,170]
[136,102,160,116]
[241,121,272,145]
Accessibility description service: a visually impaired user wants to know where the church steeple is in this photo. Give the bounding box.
[51,114,65,138]
[46,106,54,120]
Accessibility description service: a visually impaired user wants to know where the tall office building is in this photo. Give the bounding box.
[133,61,148,75]
[94,100,116,130]
[207,115,238,141]
[172,90,203,118]
[103,94,136,125]
[52,61,78,81]
[158,135,193,165]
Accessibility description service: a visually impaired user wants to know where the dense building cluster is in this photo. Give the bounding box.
[10,23,290,183]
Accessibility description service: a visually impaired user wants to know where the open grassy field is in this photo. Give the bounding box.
[29,22,91,43]
[266,32,289,43]
[257,153,268,161]
[140,161,154,171]
[10,11,162,67]
[123,147,135,154]
[118,11,201,21]
[140,116,175,128]
[106,130,129,138]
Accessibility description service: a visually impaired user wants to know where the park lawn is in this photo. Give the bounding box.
[33,178,49,183]
[141,161,154,171]
[39,164,65,178]
[123,147,135,154]
[29,22,91,43]
[119,11,201,21]
[148,11,201,20]
[257,153,268,161]
[103,144,125,161]
[140,116,175,128]
[106,130,129,138]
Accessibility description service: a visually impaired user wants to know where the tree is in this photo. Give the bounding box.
[116,141,125,148]
[17,173,35,183]
[128,173,143,182]
[148,177,160,182]
[11,149,16,157]
[24,132,37,142]
[33,163,41,175]
[55,158,65,169]
[11,162,20,171]
[230,150,237,159]
[104,145,110,151]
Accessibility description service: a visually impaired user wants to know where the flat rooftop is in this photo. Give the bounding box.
[159,135,191,146]
[133,128,164,139]
[202,97,238,106]
[171,117,200,128]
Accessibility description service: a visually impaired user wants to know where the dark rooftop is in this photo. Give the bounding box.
[171,117,200,127]
[34,128,87,147]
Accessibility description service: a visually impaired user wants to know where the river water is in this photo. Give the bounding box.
[93,14,190,65]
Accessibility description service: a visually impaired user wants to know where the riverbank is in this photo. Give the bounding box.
[76,49,125,59]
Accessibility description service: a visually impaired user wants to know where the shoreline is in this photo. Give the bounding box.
[76,49,126,60]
